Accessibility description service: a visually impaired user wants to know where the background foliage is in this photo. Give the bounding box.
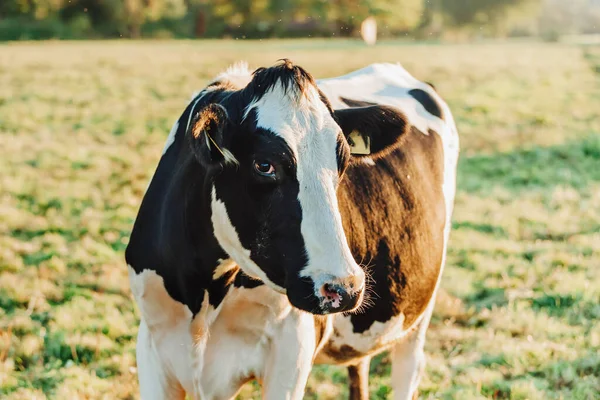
[1,0,600,40]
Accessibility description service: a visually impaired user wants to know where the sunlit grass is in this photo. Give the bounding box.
[1,39,599,399]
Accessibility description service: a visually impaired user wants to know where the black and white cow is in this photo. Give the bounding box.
[126,60,459,399]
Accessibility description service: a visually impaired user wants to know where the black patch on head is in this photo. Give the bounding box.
[211,127,308,291]
[244,59,317,101]
[408,88,444,120]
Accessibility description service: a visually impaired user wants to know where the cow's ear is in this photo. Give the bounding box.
[188,104,238,167]
[334,105,409,158]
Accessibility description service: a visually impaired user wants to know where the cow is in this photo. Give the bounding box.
[125,59,459,400]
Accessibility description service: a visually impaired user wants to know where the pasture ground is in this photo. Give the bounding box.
[0,40,599,399]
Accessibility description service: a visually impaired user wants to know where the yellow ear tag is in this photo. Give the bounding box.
[348,130,371,155]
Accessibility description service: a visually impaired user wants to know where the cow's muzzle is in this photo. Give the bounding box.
[285,269,366,315]
[316,274,365,314]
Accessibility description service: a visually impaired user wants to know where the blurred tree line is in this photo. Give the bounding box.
[0,0,599,41]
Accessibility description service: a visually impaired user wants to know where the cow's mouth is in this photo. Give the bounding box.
[284,272,365,315]
[320,283,343,309]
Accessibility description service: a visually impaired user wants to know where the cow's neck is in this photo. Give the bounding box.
[126,130,235,316]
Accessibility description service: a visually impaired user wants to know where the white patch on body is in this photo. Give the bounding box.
[390,302,434,400]
[315,313,407,366]
[128,267,197,396]
[244,80,364,294]
[199,285,314,400]
[318,63,442,135]
[262,302,317,399]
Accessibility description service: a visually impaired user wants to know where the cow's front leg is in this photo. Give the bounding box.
[261,310,317,400]
[390,303,434,400]
[136,320,187,400]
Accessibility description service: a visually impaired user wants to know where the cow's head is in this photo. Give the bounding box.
[189,60,409,314]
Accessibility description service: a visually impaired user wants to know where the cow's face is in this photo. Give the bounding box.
[188,61,408,315]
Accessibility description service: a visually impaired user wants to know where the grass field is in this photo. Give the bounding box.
[0,39,599,399]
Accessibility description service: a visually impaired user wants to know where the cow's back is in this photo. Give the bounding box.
[315,64,459,363]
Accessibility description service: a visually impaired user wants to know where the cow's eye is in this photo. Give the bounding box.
[253,160,276,177]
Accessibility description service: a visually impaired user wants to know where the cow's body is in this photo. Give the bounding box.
[126,62,459,399]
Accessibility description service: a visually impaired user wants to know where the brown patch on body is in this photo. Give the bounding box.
[322,344,365,365]
[338,124,447,333]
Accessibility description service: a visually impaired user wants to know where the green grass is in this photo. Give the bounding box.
[1,39,599,399]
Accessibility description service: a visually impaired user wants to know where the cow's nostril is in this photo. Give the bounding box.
[320,283,343,308]
[317,273,366,313]
[321,283,338,298]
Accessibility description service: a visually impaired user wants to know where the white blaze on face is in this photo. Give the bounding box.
[245,80,363,290]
